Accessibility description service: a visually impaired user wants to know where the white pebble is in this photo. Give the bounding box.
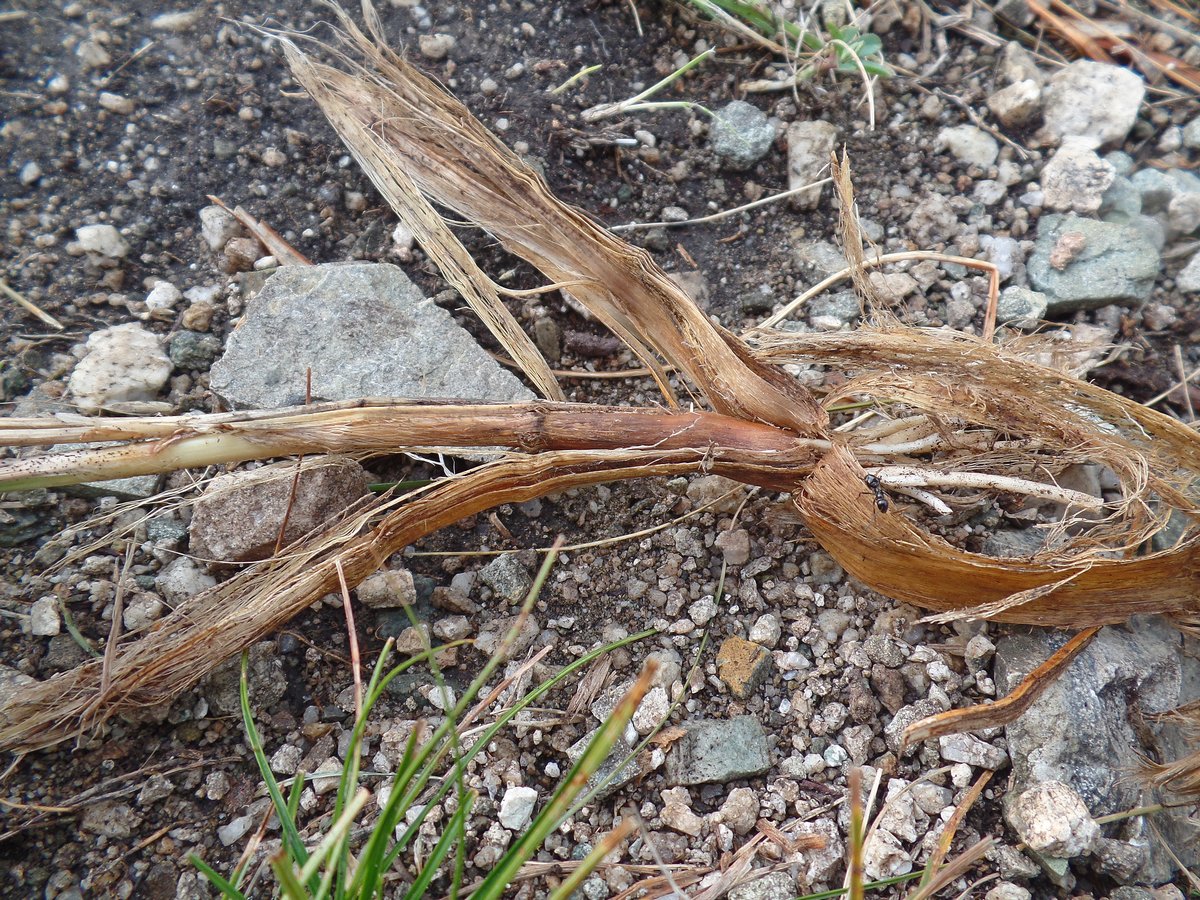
[498,785,538,830]
[30,596,61,636]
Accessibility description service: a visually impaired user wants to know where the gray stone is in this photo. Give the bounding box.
[218,815,255,847]
[1041,139,1115,213]
[1167,191,1200,237]
[1130,168,1176,213]
[665,716,770,785]
[1128,214,1166,253]
[987,79,1041,128]
[1040,60,1145,146]
[1184,115,1200,149]
[210,262,535,409]
[709,100,775,171]
[478,554,532,602]
[204,641,288,715]
[566,726,639,800]
[188,457,370,564]
[997,286,1047,329]
[937,125,999,168]
[29,596,60,636]
[786,121,838,209]
[1104,151,1135,177]
[995,617,1199,883]
[985,885,1031,900]
[728,872,794,900]
[883,698,942,754]
[1177,252,1200,293]
[1099,176,1142,224]
[1027,214,1159,312]
[155,556,217,603]
[199,205,242,252]
[939,732,1009,769]
[498,785,537,830]
[794,242,848,286]
[997,41,1043,85]
[168,331,222,371]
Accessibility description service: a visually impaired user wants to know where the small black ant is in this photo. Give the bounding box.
[864,474,889,513]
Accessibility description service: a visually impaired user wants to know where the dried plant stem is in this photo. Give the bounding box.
[752,251,1000,333]
[870,465,1104,510]
[0,402,825,493]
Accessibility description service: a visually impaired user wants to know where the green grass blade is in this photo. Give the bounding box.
[239,652,312,877]
[189,855,247,899]
[270,852,312,900]
[403,789,477,900]
[472,663,657,900]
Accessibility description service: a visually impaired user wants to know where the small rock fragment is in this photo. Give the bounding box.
[863,828,911,880]
[479,554,532,602]
[660,786,704,836]
[1027,213,1159,312]
[717,787,759,835]
[151,10,202,30]
[357,569,417,609]
[98,92,134,115]
[1006,780,1099,858]
[987,79,1041,128]
[418,33,456,60]
[939,733,1009,770]
[67,324,172,412]
[75,223,129,259]
[665,716,771,785]
[199,205,243,252]
[498,785,537,830]
[1039,60,1145,146]
[709,100,776,171]
[122,593,163,631]
[218,815,254,847]
[1040,139,1115,213]
[30,596,61,636]
[1177,252,1200,293]
[716,636,773,699]
[786,121,838,209]
[728,872,794,900]
[155,556,217,603]
[937,125,999,168]
[145,281,182,313]
[188,458,370,564]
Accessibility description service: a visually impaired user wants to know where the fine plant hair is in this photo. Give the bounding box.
[2,1,1200,796]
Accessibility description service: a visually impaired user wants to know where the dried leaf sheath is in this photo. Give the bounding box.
[278,11,827,435]
[0,445,813,753]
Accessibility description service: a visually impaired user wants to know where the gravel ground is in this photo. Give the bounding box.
[2,1,1200,898]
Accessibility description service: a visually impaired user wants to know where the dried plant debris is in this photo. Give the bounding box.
[3,3,1200,805]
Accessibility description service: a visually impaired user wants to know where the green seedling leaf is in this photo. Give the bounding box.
[238,653,313,883]
[189,855,247,899]
[403,789,477,900]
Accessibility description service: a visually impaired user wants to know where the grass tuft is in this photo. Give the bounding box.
[191,544,657,898]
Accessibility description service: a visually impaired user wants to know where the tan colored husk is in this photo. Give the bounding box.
[277,4,827,435]
[3,4,1200,791]
[0,446,811,752]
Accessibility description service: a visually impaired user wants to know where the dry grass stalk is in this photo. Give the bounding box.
[4,4,1200,787]
[901,626,1101,749]
[277,5,825,434]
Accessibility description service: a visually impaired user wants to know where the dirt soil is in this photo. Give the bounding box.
[2,1,1200,898]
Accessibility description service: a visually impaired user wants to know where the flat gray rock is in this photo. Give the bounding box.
[665,716,771,785]
[210,262,535,408]
[1027,214,1159,313]
[709,100,775,171]
[994,617,1199,884]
